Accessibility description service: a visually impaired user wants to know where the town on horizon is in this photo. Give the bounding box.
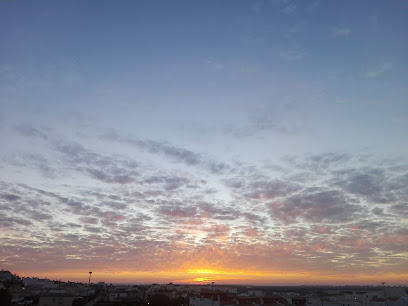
[4,269,408,288]
[1,269,407,306]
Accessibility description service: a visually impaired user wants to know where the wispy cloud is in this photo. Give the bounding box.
[251,1,264,14]
[14,124,49,140]
[224,113,302,138]
[307,1,319,10]
[268,0,296,14]
[280,47,306,61]
[282,4,296,14]
[203,58,224,71]
[365,62,392,78]
[283,22,308,39]
[330,27,351,38]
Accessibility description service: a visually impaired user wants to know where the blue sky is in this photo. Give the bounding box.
[1,1,407,284]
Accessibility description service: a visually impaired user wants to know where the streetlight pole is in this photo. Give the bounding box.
[88,272,92,301]
[382,282,389,306]
[211,282,214,306]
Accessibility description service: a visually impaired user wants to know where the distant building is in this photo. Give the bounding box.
[23,277,57,289]
[248,290,264,297]
[190,290,236,306]
[190,296,226,306]
[385,287,407,299]
[38,290,75,306]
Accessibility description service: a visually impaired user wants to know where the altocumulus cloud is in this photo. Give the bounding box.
[1,125,408,279]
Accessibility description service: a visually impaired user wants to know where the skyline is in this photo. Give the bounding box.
[1,1,408,285]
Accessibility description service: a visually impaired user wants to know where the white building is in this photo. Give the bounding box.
[38,290,75,306]
[190,296,234,306]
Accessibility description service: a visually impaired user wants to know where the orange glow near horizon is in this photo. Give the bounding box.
[13,267,408,286]
[187,269,218,274]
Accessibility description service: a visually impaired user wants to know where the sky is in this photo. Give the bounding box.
[1,1,408,285]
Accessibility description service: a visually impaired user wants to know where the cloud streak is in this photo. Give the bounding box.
[366,62,392,78]
[330,27,351,38]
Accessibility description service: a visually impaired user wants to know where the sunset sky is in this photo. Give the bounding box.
[1,1,408,285]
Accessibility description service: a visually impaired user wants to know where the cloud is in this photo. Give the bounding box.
[127,138,202,166]
[309,152,352,166]
[332,168,397,204]
[208,161,231,175]
[242,212,267,225]
[307,1,319,10]
[158,202,197,218]
[79,216,99,225]
[365,62,392,78]
[225,111,303,138]
[389,203,408,218]
[376,228,408,252]
[1,172,406,281]
[285,155,408,206]
[282,4,296,14]
[7,153,57,178]
[285,152,352,172]
[225,178,301,200]
[0,214,32,227]
[0,193,21,201]
[85,168,137,184]
[269,189,361,224]
[269,0,290,4]
[311,225,333,235]
[250,112,301,134]
[371,207,384,216]
[99,211,125,222]
[143,175,190,191]
[26,209,53,221]
[251,1,264,13]
[203,58,224,71]
[51,139,141,184]
[280,47,306,61]
[102,133,232,175]
[283,22,308,39]
[14,124,49,140]
[198,201,239,221]
[53,139,88,162]
[0,186,56,228]
[11,129,141,185]
[330,27,351,38]
[3,121,408,282]
[246,180,301,200]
